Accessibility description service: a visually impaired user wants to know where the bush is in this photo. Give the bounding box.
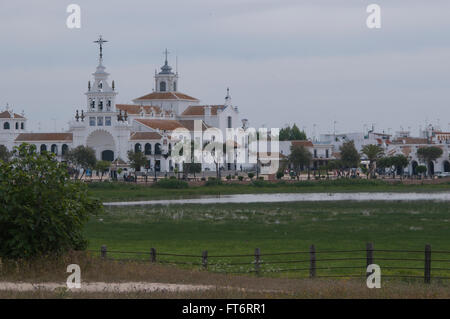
[276,171,284,179]
[248,172,255,180]
[238,176,244,181]
[153,178,188,189]
[0,144,102,259]
[205,177,222,186]
[226,175,232,180]
[251,180,277,187]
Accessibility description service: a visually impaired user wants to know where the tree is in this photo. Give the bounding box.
[361,144,384,178]
[279,124,307,141]
[0,145,11,163]
[417,146,443,176]
[0,143,102,259]
[182,141,202,179]
[391,154,409,178]
[65,145,97,179]
[127,150,147,172]
[95,160,111,181]
[377,157,393,176]
[339,141,360,176]
[416,165,427,178]
[288,145,312,180]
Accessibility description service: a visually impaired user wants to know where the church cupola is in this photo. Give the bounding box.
[85,35,117,113]
[155,49,178,93]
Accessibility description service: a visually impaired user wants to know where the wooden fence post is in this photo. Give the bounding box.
[366,243,374,277]
[255,248,261,276]
[425,244,431,284]
[202,251,208,270]
[101,245,107,259]
[309,245,316,278]
[150,247,156,263]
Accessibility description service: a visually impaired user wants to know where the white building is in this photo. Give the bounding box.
[2,36,244,174]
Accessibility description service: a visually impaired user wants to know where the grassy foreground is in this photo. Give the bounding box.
[87,179,450,202]
[0,253,449,298]
[85,201,450,279]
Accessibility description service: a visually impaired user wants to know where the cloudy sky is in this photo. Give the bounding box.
[1,0,449,138]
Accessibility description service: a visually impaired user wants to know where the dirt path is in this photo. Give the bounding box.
[0,282,215,293]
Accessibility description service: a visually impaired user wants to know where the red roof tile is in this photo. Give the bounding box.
[15,133,73,142]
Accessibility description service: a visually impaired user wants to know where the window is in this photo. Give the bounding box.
[21,122,24,129]
[145,143,152,155]
[227,116,232,128]
[135,143,142,153]
[326,149,329,158]
[174,81,177,91]
[105,117,111,126]
[15,122,18,129]
[40,144,47,153]
[97,117,103,126]
[99,100,103,111]
[160,81,166,92]
[89,117,95,126]
[90,100,95,109]
[51,144,58,155]
[3,122,10,130]
[62,144,69,156]
[155,143,162,155]
[314,149,317,158]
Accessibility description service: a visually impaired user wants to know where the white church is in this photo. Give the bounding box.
[0,36,244,174]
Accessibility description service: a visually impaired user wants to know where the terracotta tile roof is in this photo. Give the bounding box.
[15,133,73,142]
[0,111,24,119]
[116,104,162,115]
[181,105,225,116]
[177,120,209,132]
[392,137,429,145]
[291,140,314,148]
[134,92,199,101]
[135,119,186,131]
[130,132,163,141]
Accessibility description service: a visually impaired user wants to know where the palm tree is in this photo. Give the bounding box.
[361,144,384,178]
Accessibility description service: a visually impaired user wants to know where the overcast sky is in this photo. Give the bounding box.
[1,0,449,137]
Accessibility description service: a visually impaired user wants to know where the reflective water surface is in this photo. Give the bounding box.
[104,192,450,206]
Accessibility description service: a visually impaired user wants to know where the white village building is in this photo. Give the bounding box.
[1,36,246,174]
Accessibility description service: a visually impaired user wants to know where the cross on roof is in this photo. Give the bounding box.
[163,48,170,64]
[94,35,108,61]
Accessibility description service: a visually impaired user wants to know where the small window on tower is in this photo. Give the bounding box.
[105,117,111,126]
[97,117,103,126]
[89,117,95,126]
[160,81,166,92]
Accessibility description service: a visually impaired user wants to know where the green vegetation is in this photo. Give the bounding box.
[279,124,307,141]
[85,200,450,279]
[0,144,102,259]
[87,179,450,202]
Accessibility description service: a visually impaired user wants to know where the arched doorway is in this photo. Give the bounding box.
[428,161,435,176]
[411,161,418,175]
[86,129,116,161]
[101,150,114,162]
[443,161,450,173]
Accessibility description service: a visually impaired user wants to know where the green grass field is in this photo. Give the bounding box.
[85,200,450,280]
[87,179,450,202]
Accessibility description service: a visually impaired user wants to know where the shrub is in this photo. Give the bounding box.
[238,176,244,181]
[276,171,284,179]
[0,144,102,259]
[205,177,222,186]
[226,175,232,180]
[248,172,255,180]
[153,178,188,189]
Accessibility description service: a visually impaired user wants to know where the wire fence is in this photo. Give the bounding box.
[89,243,450,283]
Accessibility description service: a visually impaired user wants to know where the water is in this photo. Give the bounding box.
[103,192,450,206]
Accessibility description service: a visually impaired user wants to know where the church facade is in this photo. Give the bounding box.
[1,36,244,173]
